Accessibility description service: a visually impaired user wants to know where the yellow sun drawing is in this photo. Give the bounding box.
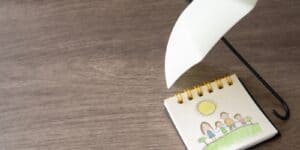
[197,100,216,116]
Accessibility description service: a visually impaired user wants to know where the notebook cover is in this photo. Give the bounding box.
[164,74,278,150]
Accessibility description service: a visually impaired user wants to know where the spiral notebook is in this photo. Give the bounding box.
[164,74,278,150]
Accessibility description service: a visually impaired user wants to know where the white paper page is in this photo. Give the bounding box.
[165,0,257,88]
[164,74,277,150]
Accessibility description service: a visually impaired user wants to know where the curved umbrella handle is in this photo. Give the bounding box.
[221,37,290,120]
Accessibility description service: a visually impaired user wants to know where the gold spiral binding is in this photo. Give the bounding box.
[225,75,233,85]
[205,82,213,93]
[176,93,183,104]
[215,79,223,89]
[194,85,203,96]
[175,75,234,104]
[185,89,193,100]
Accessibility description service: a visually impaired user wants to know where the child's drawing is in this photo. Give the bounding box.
[234,113,247,127]
[220,112,236,130]
[198,112,262,150]
[215,121,228,135]
[200,122,216,141]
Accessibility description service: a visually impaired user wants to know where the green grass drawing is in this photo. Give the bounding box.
[203,123,262,150]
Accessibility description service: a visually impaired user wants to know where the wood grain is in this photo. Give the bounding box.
[0,0,299,149]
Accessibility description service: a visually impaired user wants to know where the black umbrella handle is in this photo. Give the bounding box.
[186,0,290,120]
[221,37,290,120]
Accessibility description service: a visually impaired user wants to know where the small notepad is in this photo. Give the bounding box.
[164,74,278,150]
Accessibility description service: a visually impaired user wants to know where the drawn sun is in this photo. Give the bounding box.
[197,100,216,116]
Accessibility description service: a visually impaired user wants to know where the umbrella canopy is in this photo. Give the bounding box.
[165,0,257,88]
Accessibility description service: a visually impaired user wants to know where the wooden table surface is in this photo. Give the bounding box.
[0,0,299,149]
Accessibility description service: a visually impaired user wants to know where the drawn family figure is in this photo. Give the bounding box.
[215,121,228,135]
[198,112,262,148]
[199,112,260,147]
[220,112,236,130]
[234,113,247,125]
[200,122,216,141]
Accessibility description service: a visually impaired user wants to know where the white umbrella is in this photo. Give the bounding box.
[165,0,289,120]
[165,0,257,88]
